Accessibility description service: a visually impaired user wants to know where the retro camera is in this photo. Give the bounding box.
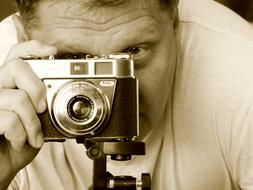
[26,54,151,189]
[26,54,139,142]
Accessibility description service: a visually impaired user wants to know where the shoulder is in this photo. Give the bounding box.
[177,0,253,69]
[175,0,253,107]
[175,0,253,137]
[178,0,253,41]
[0,15,18,65]
[174,1,253,187]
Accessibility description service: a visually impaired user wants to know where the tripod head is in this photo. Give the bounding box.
[82,138,151,190]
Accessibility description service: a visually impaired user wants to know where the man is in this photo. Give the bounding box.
[0,0,178,189]
[1,0,253,189]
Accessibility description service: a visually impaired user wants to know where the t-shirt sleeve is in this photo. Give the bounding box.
[218,92,253,189]
[177,11,253,188]
[7,176,20,190]
[0,14,18,65]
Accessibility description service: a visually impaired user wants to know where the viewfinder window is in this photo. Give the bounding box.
[95,62,112,75]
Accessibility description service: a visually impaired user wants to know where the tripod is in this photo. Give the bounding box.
[83,139,151,190]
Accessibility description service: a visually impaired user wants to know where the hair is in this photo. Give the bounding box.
[15,0,179,30]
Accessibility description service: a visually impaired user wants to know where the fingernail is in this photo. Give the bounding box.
[42,45,57,53]
[38,99,47,113]
[36,132,44,148]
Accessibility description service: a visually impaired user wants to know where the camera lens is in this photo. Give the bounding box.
[52,81,111,137]
[67,95,94,122]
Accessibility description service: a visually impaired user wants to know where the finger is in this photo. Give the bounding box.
[0,58,47,113]
[0,89,44,148]
[0,110,27,151]
[5,40,57,63]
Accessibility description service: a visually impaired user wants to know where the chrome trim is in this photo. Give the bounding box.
[26,57,134,79]
[44,79,116,137]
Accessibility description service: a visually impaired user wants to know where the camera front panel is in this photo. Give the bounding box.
[28,54,139,142]
[41,79,116,140]
[40,77,138,142]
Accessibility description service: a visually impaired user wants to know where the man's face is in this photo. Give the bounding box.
[28,0,178,138]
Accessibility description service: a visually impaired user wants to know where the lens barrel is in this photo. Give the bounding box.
[67,95,94,122]
[52,81,110,137]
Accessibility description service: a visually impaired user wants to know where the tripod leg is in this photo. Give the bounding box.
[93,154,107,190]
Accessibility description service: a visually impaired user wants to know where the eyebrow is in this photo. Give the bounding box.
[119,20,161,48]
[52,16,161,56]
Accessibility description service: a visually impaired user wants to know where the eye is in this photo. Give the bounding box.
[123,45,150,59]
[59,53,87,59]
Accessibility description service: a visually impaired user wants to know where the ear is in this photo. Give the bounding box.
[12,14,28,42]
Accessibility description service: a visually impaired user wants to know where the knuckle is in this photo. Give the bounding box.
[31,81,47,98]
[29,82,46,104]
[5,57,24,69]
[4,111,21,131]
[5,43,23,61]
[30,40,42,47]
[36,83,46,95]
[12,131,27,143]
[32,78,45,90]
[15,90,30,104]
[4,112,27,141]
[8,43,20,54]
[28,118,41,133]
[0,59,27,89]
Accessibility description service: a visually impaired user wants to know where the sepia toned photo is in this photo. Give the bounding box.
[0,0,253,189]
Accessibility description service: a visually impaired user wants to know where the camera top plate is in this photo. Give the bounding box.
[25,53,135,79]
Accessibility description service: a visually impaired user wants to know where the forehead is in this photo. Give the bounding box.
[36,0,168,24]
[30,0,173,55]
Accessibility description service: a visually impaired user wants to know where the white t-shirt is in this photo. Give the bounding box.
[2,0,253,189]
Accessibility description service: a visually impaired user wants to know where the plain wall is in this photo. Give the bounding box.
[0,1,16,21]
[216,0,253,21]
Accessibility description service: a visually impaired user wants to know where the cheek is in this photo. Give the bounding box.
[138,62,171,109]
[137,61,173,133]
[137,33,178,119]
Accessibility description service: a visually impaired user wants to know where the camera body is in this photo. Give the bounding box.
[26,54,139,142]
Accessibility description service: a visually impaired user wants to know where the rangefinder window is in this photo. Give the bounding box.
[70,62,88,75]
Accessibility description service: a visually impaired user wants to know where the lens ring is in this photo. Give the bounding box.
[52,81,110,137]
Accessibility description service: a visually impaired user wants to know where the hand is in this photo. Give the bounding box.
[0,40,57,189]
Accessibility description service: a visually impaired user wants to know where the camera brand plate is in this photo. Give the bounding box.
[100,81,115,87]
